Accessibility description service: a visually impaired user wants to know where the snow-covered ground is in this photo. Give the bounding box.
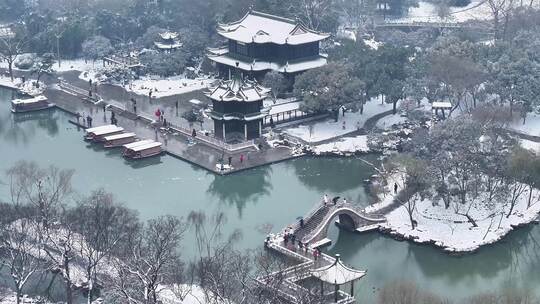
[126,75,215,98]
[263,97,296,107]
[0,75,20,89]
[364,170,405,213]
[381,182,540,252]
[363,38,382,50]
[0,288,55,304]
[269,101,302,115]
[520,139,540,153]
[54,58,97,73]
[388,0,493,23]
[283,98,396,143]
[375,114,408,130]
[313,135,370,155]
[509,113,540,137]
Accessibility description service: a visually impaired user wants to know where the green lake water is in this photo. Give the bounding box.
[1,87,539,303]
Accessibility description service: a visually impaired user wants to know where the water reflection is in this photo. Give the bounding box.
[292,156,377,193]
[289,156,378,204]
[125,156,165,169]
[0,108,59,144]
[207,166,273,217]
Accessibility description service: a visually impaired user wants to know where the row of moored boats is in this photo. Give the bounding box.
[84,125,163,159]
[10,95,162,160]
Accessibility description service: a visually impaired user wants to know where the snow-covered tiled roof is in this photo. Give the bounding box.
[206,77,270,102]
[154,41,183,49]
[311,254,366,285]
[159,31,179,40]
[218,10,329,45]
[208,50,327,73]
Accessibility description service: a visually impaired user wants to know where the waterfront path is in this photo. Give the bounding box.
[2,69,300,175]
[258,198,387,304]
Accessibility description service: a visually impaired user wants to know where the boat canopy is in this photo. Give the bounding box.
[85,124,116,133]
[104,132,136,141]
[89,126,124,136]
[11,95,48,105]
[128,142,162,152]
[123,139,154,149]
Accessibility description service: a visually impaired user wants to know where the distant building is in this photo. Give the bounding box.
[154,31,182,52]
[206,77,270,142]
[207,10,330,80]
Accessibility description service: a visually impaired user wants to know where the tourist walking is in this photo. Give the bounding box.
[86,115,93,127]
[394,183,398,194]
[228,156,232,166]
[240,154,244,163]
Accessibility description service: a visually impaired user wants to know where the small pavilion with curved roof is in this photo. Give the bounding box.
[311,254,367,302]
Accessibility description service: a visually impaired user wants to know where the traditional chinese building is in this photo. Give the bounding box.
[154,31,182,52]
[206,77,270,142]
[207,10,330,80]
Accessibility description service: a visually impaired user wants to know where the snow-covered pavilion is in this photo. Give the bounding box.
[311,254,366,302]
[154,31,182,52]
[206,76,271,142]
[207,9,329,80]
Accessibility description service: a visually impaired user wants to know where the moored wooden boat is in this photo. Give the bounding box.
[123,141,163,159]
[103,132,136,148]
[84,125,124,142]
[11,95,55,113]
[122,139,154,150]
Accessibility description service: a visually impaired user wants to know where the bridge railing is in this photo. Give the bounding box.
[300,202,387,244]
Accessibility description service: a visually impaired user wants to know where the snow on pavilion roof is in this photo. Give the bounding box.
[206,77,271,102]
[207,48,328,73]
[217,10,330,45]
[311,254,366,285]
[159,31,179,40]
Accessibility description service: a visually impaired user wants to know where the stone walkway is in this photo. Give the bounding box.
[3,68,299,175]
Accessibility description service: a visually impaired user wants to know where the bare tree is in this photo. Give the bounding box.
[41,207,79,304]
[504,147,538,217]
[0,30,27,81]
[71,189,138,304]
[188,211,253,304]
[486,0,516,39]
[393,155,433,230]
[6,161,73,229]
[0,204,47,304]
[110,215,188,304]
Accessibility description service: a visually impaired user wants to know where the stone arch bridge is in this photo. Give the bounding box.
[290,201,387,245]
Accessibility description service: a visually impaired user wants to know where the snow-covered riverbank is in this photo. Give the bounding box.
[378,183,540,253]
